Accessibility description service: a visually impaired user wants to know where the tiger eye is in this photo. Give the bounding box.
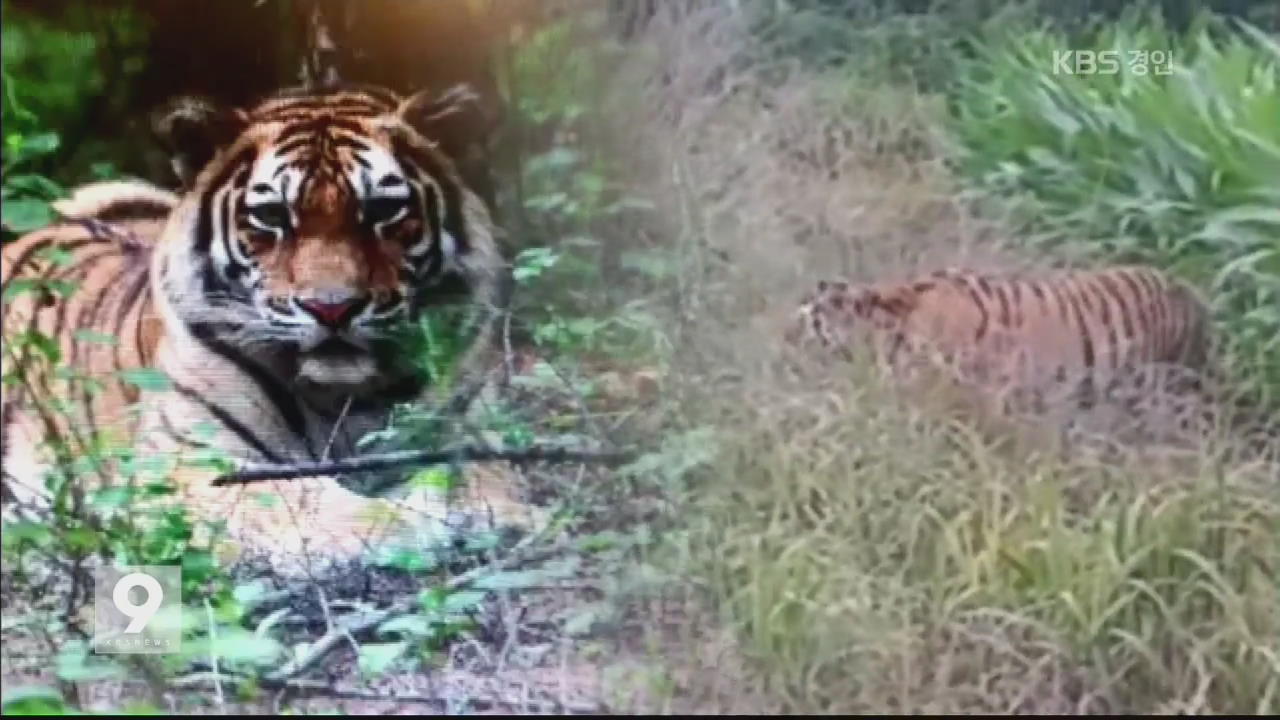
[363,197,409,226]
[247,203,290,230]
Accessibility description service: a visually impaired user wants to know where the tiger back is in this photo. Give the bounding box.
[1,84,539,571]
[785,264,1212,414]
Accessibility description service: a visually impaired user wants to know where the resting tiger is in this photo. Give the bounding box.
[784,264,1213,417]
[1,83,537,569]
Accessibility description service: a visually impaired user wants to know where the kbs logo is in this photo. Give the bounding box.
[92,565,182,654]
[1053,50,1174,76]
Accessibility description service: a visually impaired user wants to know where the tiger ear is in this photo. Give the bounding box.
[396,84,495,163]
[152,96,248,188]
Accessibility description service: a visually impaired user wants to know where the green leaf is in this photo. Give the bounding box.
[205,628,285,666]
[73,330,119,346]
[4,174,64,200]
[90,162,119,180]
[54,651,124,683]
[1,520,53,549]
[600,197,656,215]
[526,147,579,173]
[182,550,217,584]
[19,132,59,157]
[1,197,53,233]
[19,332,60,363]
[373,546,438,573]
[0,686,73,716]
[576,531,626,553]
[357,641,408,678]
[462,530,501,553]
[1,278,40,301]
[410,466,457,491]
[358,422,396,445]
[250,491,280,508]
[524,192,570,213]
[63,528,100,553]
[89,486,135,510]
[377,615,433,638]
[442,590,487,615]
[118,368,172,392]
[419,586,446,613]
[124,453,178,480]
[513,248,561,283]
[233,580,271,613]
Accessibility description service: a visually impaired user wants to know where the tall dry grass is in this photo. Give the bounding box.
[593,4,1279,714]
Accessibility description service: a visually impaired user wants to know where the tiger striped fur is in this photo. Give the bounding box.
[784,265,1213,417]
[1,84,536,569]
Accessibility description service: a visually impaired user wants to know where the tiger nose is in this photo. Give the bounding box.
[297,292,368,328]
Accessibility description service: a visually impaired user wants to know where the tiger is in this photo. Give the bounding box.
[1,83,540,572]
[783,264,1213,422]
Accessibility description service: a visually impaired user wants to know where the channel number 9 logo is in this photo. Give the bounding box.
[113,572,165,633]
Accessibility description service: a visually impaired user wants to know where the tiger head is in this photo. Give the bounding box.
[150,84,503,397]
[785,278,920,354]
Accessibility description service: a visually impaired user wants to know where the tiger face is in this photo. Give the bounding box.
[153,85,498,396]
[785,278,918,357]
[1,83,530,571]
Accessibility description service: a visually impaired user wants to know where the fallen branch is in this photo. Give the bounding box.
[212,444,638,486]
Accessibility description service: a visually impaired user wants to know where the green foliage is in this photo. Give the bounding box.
[366,546,581,675]
[947,10,1280,399]
[1,0,145,187]
[0,281,254,712]
[496,13,666,362]
[0,686,81,716]
[2,3,108,130]
[404,307,477,389]
[1,89,65,235]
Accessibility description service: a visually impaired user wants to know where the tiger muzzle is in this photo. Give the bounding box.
[298,292,369,329]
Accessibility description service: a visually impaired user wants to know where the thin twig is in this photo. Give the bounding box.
[321,395,354,463]
[204,598,225,711]
[499,300,516,391]
[212,444,638,486]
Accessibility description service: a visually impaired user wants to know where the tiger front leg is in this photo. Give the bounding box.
[163,457,509,574]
